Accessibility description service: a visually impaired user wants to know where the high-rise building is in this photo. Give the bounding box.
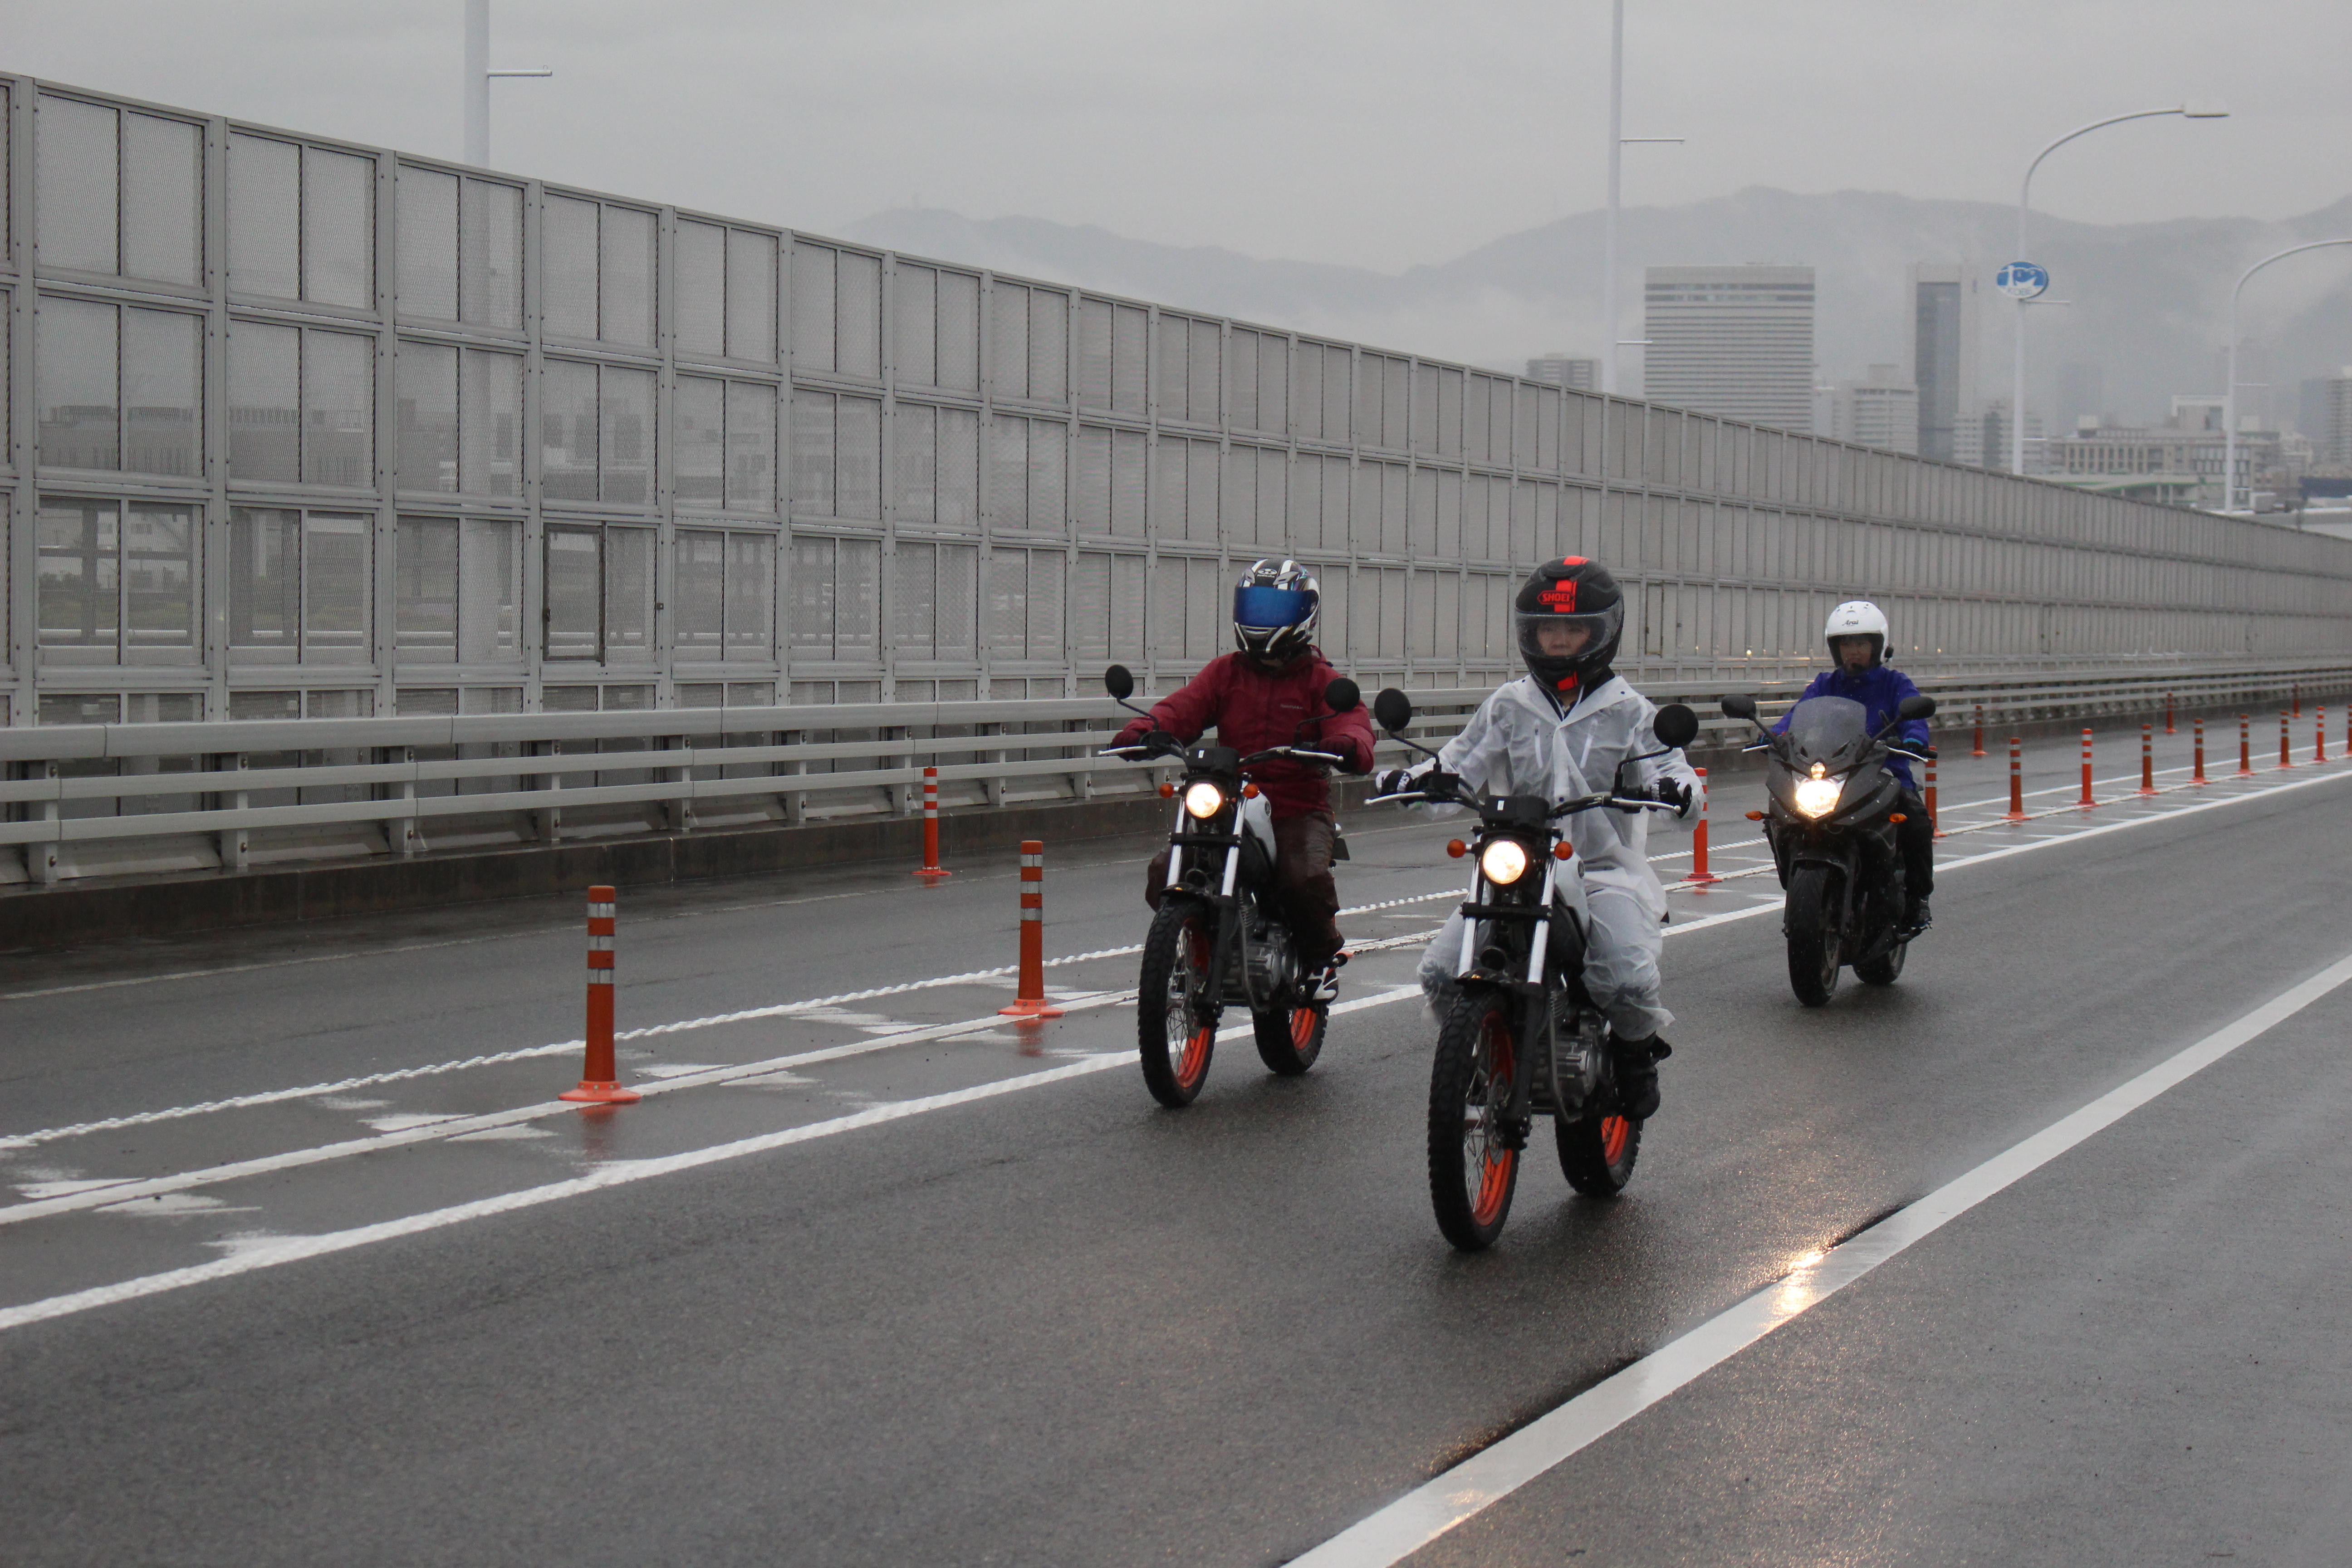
[2326,372,2352,468]
[1642,265,1816,431]
[1816,365,1921,455]
[1910,263,1979,463]
[2055,362,2106,431]
[1524,353,1598,391]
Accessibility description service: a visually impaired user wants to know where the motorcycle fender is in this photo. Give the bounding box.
[1788,845,1858,930]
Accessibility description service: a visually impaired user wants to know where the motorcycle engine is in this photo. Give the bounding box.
[1238,900,1298,1005]
[1549,997,1607,1117]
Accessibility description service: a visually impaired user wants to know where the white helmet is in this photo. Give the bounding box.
[1824,600,1889,666]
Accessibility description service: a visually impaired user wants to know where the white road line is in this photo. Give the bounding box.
[0,986,1426,1333]
[1287,946,2352,1568]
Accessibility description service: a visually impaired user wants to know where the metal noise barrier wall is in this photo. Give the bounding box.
[3,72,2352,745]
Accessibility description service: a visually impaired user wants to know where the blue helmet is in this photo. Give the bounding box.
[1232,558,1320,666]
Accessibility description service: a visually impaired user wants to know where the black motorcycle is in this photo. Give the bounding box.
[1100,664,1360,1108]
[1721,691,1935,1007]
[1369,688,1700,1250]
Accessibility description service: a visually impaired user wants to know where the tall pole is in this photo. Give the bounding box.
[464,0,489,167]
[2224,239,2352,513]
[1600,0,1624,397]
[2010,105,2225,475]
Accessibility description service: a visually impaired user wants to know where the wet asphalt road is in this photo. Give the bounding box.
[5,725,2352,1565]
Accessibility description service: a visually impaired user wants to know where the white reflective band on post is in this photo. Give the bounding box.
[588,902,614,917]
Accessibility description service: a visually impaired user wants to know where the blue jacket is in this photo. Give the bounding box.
[1772,664,1931,789]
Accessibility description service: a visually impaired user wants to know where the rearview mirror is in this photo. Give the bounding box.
[1103,664,1135,701]
[1652,703,1700,750]
[1372,688,1414,735]
[1324,677,1361,714]
[1720,694,1758,722]
[1897,694,1937,721]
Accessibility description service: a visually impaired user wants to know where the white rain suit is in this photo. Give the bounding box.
[1401,674,1700,1041]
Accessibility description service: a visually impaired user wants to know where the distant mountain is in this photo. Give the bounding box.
[844,190,2352,431]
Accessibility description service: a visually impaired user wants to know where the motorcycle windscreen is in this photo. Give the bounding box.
[1782,696,1874,770]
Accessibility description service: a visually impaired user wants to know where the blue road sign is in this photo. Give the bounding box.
[1997,262,2050,300]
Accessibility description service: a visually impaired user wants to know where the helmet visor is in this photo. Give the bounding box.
[1515,603,1623,663]
[1234,584,1314,631]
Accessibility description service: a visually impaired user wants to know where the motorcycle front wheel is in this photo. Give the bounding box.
[1252,999,1327,1076]
[1784,864,1842,1008]
[1138,901,1217,1107]
[1428,993,1522,1251]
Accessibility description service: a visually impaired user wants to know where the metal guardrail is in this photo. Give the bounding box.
[4,660,2350,888]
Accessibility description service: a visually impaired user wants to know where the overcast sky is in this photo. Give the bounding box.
[6,0,2346,270]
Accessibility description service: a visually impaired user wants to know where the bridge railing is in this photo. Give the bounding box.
[3,660,2348,887]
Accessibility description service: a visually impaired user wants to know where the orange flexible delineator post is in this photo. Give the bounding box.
[2165,692,2176,735]
[2281,711,2294,769]
[2238,713,2255,778]
[2193,718,2207,786]
[1926,753,1944,839]
[560,885,639,1105]
[999,841,1063,1019]
[915,766,951,880]
[2005,737,2028,822]
[2293,683,2302,719]
[2137,721,2157,797]
[2319,706,2330,765]
[1972,704,1985,759]
[2078,729,2096,808]
[1685,768,1719,885]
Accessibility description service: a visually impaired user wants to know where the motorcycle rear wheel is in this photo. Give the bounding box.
[1854,933,1908,985]
[1785,865,1842,1008]
[1557,1105,1642,1196]
[1428,993,1522,1251]
[1253,1000,1327,1075]
[1138,901,1216,1107]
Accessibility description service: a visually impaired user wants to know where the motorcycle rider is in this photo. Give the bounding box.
[1377,557,1699,1122]
[1111,559,1377,1000]
[1774,600,1935,935]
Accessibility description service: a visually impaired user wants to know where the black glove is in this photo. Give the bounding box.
[1376,769,1413,796]
[1143,730,1179,753]
[1660,779,1694,815]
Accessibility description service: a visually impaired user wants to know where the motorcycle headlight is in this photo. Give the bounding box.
[1182,781,1226,819]
[1478,838,1531,886]
[1793,776,1843,819]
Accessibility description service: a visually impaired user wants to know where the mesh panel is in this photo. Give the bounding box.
[1383,358,1409,451]
[789,390,835,516]
[1255,445,1286,546]
[1186,440,1217,541]
[1353,353,1381,446]
[1153,437,1183,539]
[1257,336,1286,436]
[1321,351,1349,451]
[837,539,881,656]
[676,376,725,504]
[1073,426,1110,531]
[460,519,522,662]
[791,243,837,372]
[1071,552,1109,661]
[124,505,199,663]
[725,229,777,361]
[459,179,521,328]
[676,220,725,357]
[1112,305,1147,415]
[37,498,121,651]
[1025,551,1063,661]
[1438,368,1462,458]
[1320,562,1347,658]
[1510,479,1536,559]
[540,360,599,503]
[397,340,458,493]
[1411,363,1438,453]
[397,167,459,319]
[1287,456,1319,554]
[936,270,979,392]
[1321,456,1350,552]
[37,96,118,274]
[931,545,978,663]
[228,134,299,298]
[302,513,371,663]
[604,527,655,662]
[1227,332,1258,432]
[990,283,1029,401]
[599,366,655,505]
[1432,569,1458,660]
[1109,554,1147,659]
[302,330,374,487]
[891,539,936,657]
[122,308,201,478]
[835,251,882,378]
[789,538,834,654]
[1111,430,1146,536]
[302,147,373,307]
[307,690,374,718]
[602,206,657,347]
[675,528,725,660]
[986,550,1025,657]
[938,409,979,527]
[542,685,598,712]
[894,264,937,386]
[1292,346,1321,441]
[37,295,119,470]
[989,416,1028,527]
[727,533,776,660]
[1222,446,1256,544]
[1189,320,1219,426]
[1156,315,1188,419]
[228,507,297,659]
[228,320,299,482]
[1411,468,1437,556]
[1028,421,1066,532]
[728,381,776,510]
[225,691,297,720]
[893,403,935,524]
[542,195,599,338]
[123,114,201,285]
[1515,386,1538,468]
[1184,557,1220,660]
[836,396,882,520]
[1148,554,1181,663]
[1380,461,1406,554]
[396,515,459,662]
[1077,298,1112,409]
[460,348,520,497]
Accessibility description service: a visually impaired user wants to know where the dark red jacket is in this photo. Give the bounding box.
[1111,648,1376,820]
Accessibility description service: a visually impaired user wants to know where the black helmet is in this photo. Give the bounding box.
[1232,558,1320,666]
[1515,557,1625,696]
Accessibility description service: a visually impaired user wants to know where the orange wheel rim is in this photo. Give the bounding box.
[1176,1025,1213,1086]
[1291,1007,1319,1049]
[1600,1114,1630,1165]
[1468,1010,1517,1226]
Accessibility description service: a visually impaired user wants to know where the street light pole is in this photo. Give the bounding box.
[2223,239,2352,513]
[2010,103,2227,475]
[1597,0,1679,399]
[463,0,553,168]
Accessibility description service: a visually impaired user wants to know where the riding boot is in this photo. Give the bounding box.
[1611,1035,1671,1121]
